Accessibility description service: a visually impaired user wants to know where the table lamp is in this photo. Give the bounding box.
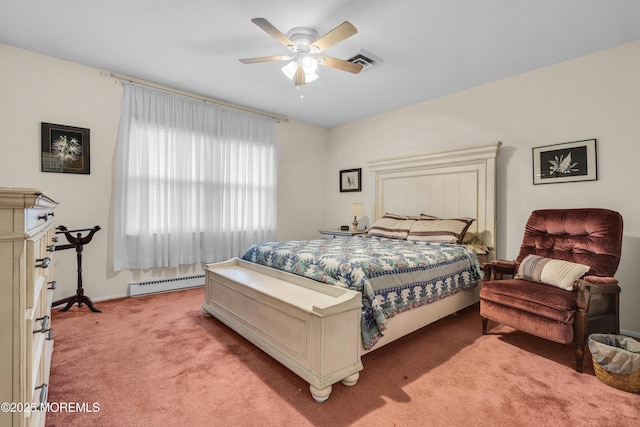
[349,202,365,231]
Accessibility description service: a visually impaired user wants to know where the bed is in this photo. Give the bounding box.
[202,142,501,402]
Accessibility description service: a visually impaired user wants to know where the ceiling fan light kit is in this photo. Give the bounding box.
[240,18,364,86]
[286,56,318,86]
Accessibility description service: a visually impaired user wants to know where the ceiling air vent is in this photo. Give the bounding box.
[347,49,382,71]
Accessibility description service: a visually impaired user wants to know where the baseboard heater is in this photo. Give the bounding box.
[129,274,205,297]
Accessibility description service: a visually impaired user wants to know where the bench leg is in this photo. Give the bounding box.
[341,372,360,387]
[309,384,332,403]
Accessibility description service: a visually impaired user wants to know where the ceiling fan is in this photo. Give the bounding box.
[239,18,364,86]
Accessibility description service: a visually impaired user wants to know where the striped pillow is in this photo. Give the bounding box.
[407,217,474,244]
[514,254,590,290]
[367,213,416,240]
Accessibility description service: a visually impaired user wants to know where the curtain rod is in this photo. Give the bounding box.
[100,70,288,122]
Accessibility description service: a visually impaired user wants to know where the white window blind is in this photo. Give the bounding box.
[114,83,277,270]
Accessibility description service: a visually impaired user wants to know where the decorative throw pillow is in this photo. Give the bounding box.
[367,213,416,239]
[514,254,590,291]
[406,217,475,244]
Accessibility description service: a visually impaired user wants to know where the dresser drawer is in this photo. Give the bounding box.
[27,290,49,392]
[25,208,55,233]
[26,229,54,309]
[26,341,50,427]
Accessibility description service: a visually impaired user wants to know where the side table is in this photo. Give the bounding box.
[319,229,368,239]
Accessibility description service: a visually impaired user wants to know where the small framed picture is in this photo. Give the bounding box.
[532,139,597,185]
[340,168,361,192]
[41,122,90,174]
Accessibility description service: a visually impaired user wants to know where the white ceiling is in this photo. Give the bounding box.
[2,1,640,128]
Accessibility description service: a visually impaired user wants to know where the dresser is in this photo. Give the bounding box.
[0,188,58,427]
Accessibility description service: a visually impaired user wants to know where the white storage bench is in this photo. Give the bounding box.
[202,258,363,402]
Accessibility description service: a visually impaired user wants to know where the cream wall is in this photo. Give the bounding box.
[0,43,327,302]
[326,41,640,335]
[277,120,329,241]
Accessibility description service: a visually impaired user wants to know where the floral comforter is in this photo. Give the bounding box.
[241,236,484,350]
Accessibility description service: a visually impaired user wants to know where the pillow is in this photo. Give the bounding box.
[419,214,440,219]
[407,217,474,244]
[462,232,489,255]
[514,254,590,291]
[367,213,416,239]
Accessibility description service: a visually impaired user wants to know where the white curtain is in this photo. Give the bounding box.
[114,83,277,271]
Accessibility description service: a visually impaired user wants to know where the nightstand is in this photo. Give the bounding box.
[319,229,368,239]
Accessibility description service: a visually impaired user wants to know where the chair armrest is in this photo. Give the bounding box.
[575,277,620,293]
[575,277,621,310]
[482,260,518,281]
[582,275,619,286]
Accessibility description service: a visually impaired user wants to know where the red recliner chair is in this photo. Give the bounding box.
[480,208,623,372]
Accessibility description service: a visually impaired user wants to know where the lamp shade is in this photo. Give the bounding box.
[282,60,319,84]
[349,202,365,217]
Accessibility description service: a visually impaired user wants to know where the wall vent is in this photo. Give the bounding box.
[129,274,205,297]
[347,49,382,71]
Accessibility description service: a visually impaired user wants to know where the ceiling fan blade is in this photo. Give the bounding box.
[310,21,357,52]
[239,55,292,64]
[294,65,306,86]
[318,56,364,74]
[251,18,296,50]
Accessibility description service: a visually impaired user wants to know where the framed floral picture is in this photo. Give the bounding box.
[41,122,90,174]
[532,139,597,185]
[340,168,361,192]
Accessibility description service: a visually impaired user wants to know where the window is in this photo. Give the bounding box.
[114,83,277,270]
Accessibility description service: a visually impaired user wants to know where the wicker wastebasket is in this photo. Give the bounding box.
[588,334,640,393]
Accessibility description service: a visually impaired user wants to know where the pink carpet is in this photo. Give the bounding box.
[46,287,640,426]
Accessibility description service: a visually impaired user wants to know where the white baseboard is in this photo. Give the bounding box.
[93,293,127,302]
[620,329,640,339]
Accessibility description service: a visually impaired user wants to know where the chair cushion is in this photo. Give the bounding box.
[480,279,577,323]
[517,208,623,277]
[480,299,574,343]
[514,254,590,290]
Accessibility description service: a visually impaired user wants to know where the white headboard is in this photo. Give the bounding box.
[367,142,501,259]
